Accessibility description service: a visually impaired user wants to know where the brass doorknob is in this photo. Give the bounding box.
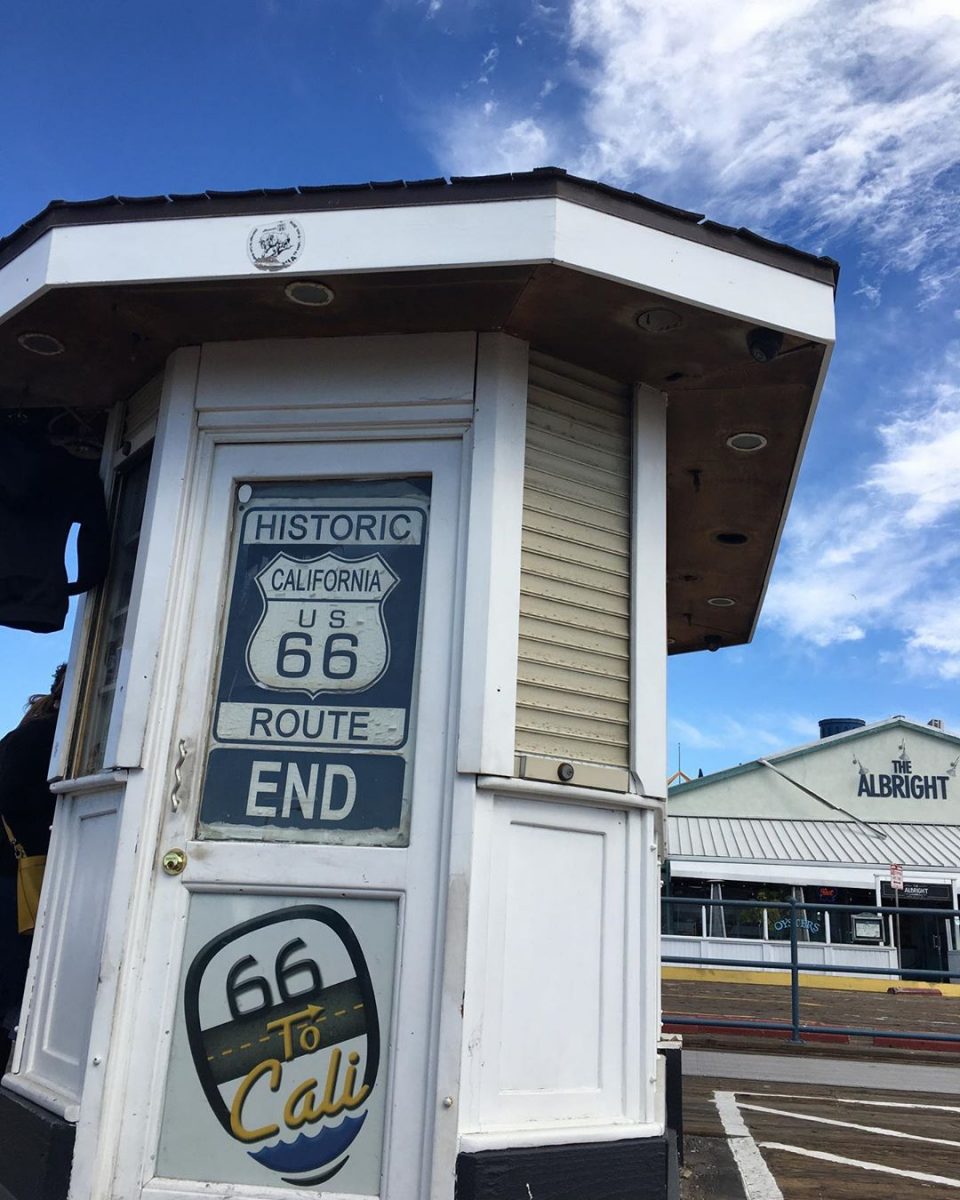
[161,848,187,876]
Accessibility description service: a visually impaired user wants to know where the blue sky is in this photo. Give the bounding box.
[2,0,959,776]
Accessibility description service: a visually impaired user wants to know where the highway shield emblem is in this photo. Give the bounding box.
[246,552,398,698]
[184,905,380,1188]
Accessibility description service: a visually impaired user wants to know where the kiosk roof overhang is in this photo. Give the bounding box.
[0,169,838,654]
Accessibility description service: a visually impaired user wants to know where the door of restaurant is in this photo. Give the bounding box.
[883,883,952,981]
[104,437,462,1200]
[898,907,948,980]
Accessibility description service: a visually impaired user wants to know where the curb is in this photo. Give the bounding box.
[663,1018,960,1053]
[662,965,960,997]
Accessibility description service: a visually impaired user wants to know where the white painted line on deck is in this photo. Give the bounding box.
[737,1101,960,1148]
[713,1091,784,1200]
[735,1091,960,1113]
[758,1142,960,1188]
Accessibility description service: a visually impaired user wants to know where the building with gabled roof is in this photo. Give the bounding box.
[667,716,960,981]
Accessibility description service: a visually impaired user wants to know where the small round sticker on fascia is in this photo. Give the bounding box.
[248,219,304,271]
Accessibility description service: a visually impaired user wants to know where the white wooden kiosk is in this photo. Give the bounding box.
[0,171,837,1200]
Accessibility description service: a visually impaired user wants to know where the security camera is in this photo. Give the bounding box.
[746,328,783,363]
[704,634,722,652]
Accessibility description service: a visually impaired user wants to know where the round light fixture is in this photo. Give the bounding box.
[746,327,783,363]
[284,280,336,307]
[667,637,676,646]
[714,532,749,545]
[636,307,683,334]
[726,432,767,452]
[707,596,736,607]
[18,331,65,356]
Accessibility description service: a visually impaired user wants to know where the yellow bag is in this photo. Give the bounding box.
[3,817,46,935]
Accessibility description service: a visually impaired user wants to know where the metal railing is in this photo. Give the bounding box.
[662,894,960,1045]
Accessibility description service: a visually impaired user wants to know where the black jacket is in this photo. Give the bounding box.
[0,428,110,633]
[0,713,58,878]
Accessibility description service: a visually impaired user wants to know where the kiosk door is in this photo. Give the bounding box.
[107,438,461,1200]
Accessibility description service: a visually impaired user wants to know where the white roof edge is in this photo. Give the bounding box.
[670,716,960,798]
[0,232,52,326]
[0,196,836,342]
[749,339,835,641]
[767,715,959,763]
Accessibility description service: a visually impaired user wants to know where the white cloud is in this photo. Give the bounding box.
[670,713,811,755]
[478,44,499,83]
[868,362,960,525]
[431,110,555,176]
[854,280,882,307]
[764,345,960,676]
[902,605,960,680]
[568,1,960,251]
[431,1,960,264]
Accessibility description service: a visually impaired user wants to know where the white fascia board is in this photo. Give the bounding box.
[748,338,834,640]
[554,200,836,343]
[666,860,879,888]
[2,197,834,345]
[27,198,559,290]
[0,233,52,322]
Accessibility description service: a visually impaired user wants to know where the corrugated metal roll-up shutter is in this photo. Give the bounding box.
[516,353,632,773]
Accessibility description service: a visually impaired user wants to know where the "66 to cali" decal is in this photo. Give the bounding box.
[183,906,381,1188]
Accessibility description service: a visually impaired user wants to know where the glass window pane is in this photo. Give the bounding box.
[72,453,151,775]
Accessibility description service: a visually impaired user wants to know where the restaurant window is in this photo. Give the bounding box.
[662,876,708,936]
[71,451,152,776]
[766,885,826,944]
[720,881,772,940]
[814,886,881,945]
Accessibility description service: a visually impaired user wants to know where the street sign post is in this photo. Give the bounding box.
[890,864,904,972]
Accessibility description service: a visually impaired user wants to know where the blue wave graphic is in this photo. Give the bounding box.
[248,1111,367,1173]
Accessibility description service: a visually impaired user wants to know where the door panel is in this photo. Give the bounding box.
[111,439,462,1200]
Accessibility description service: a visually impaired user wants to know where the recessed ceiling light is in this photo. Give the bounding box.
[714,532,749,545]
[707,596,736,607]
[667,637,676,646]
[726,432,767,452]
[636,307,683,334]
[18,331,65,356]
[284,280,336,307]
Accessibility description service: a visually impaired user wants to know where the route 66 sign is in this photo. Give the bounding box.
[246,552,398,696]
[157,895,396,1193]
[198,480,430,845]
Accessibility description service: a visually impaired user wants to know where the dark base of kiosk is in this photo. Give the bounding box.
[0,1086,74,1200]
[0,1056,683,1200]
[456,1134,675,1200]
